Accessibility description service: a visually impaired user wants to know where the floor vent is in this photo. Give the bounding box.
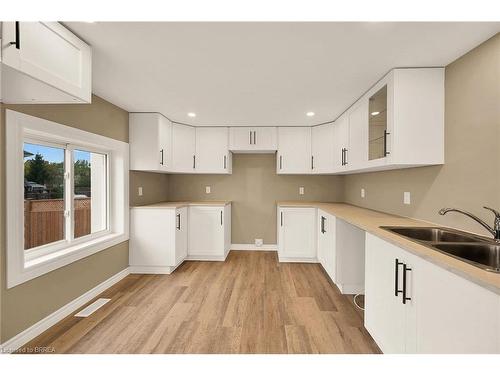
[74,298,111,318]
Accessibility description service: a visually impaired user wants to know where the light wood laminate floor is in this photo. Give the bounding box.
[22,251,380,354]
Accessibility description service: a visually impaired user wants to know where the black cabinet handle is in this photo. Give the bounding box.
[279,155,282,169]
[402,264,412,304]
[223,155,227,169]
[311,156,314,170]
[253,131,256,145]
[10,21,20,49]
[176,213,181,230]
[193,155,196,169]
[395,259,404,297]
[384,130,391,156]
[160,149,164,165]
[280,211,283,226]
[341,148,344,166]
[321,216,326,234]
[344,148,348,165]
[220,210,223,226]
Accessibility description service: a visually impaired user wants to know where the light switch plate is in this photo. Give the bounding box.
[138,187,143,196]
[299,186,305,195]
[404,191,411,205]
[361,188,365,198]
[206,186,211,194]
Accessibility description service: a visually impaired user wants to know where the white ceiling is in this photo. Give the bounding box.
[66,22,500,126]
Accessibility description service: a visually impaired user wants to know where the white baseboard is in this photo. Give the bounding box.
[0,268,130,354]
[231,244,277,251]
[278,256,318,263]
[338,284,365,295]
[129,265,174,274]
[185,254,226,261]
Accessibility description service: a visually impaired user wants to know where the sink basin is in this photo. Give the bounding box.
[382,226,483,243]
[433,243,500,272]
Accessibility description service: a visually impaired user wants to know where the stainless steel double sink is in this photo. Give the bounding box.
[381,226,500,273]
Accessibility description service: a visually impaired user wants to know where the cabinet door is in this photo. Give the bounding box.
[253,127,278,151]
[332,114,349,169]
[175,207,188,265]
[195,127,230,173]
[188,206,224,257]
[364,233,407,353]
[312,123,335,173]
[229,127,254,151]
[2,22,91,102]
[279,208,316,260]
[318,210,336,281]
[172,123,196,172]
[347,99,369,168]
[158,116,172,171]
[411,258,500,353]
[277,127,312,174]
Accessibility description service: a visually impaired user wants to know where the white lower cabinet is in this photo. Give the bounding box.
[188,204,231,260]
[129,206,188,273]
[278,207,316,262]
[365,233,500,354]
[317,210,336,281]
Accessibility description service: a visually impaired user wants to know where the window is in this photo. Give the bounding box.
[23,142,109,254]
[7,110,129,288]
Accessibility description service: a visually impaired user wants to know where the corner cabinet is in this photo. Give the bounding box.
[1,22,92,103]
[311,123,335,174]
[229,127,277,153]
[172,123,196,173]
[365,233,500,354]
[277,207,316,262]
[129,206,188,273]
[277,127,312,174]
[188,204,231,261]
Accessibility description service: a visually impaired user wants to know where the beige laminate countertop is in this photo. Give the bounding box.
[277,201,500,295]
[132,201,231,209]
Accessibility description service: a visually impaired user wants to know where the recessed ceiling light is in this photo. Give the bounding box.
[371,111,380,116]
[306,112,315,117]
[187,112,196,118]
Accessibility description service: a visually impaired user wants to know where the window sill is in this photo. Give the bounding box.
[8,232,128,288]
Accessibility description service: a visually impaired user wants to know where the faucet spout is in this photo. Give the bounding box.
[438,207,500,242]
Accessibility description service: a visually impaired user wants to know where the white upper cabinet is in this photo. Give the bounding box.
[129,113,172,172]
[229,127,277,153]
[347,98,369,169]
[1,22,92,103]
[172,123,196,173]
[195,127,232,174]
[332,113,349,170]
[311,123,335,174]
[277,127,312,174]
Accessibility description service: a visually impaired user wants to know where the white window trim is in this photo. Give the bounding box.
[6,110,129,288]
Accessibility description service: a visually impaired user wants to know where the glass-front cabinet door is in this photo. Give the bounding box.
[368,85,388,160]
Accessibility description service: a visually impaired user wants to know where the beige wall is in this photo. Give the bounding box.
[130,171,169,206]
[344,33,500,237]
[168,154,344,244]
[0,95,130,342]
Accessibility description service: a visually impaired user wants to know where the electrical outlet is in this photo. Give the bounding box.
[404,191,411,205]
[361,188,365,198]
[138,187,143,196]
[299,186,305,195]
[255,239,263,247]
[206,186,211,194]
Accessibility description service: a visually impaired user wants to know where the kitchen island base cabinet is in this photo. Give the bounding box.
[129,206,188,274]
[278,207,316,262]
[188,204,231,261]
[365,233,500,354]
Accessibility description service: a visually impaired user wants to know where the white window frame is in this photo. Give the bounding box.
[6,110,129,288]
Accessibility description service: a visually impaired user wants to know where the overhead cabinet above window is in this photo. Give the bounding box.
[1,22,92,103]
